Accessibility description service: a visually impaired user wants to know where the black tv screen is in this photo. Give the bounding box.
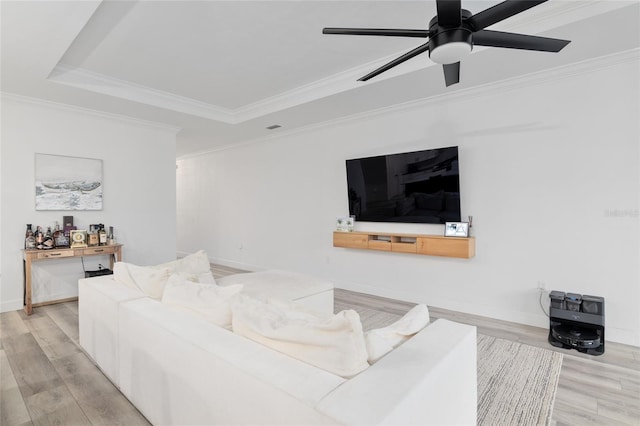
[346,146,461,224]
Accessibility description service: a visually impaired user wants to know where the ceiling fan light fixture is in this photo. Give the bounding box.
[429,42,472,64]
[428,29,473,64]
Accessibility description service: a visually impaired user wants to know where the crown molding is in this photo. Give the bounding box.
[1,92,182,133]
[48,54,430,125]
[48,64,235,123]
[178,47,639,160]
[47,1,630,126]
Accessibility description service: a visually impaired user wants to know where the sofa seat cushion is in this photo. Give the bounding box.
[119,298,346,408]
[218,269,333,302]
[232,295,369,378]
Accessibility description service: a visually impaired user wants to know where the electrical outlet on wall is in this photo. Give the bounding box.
[537,281,548,292]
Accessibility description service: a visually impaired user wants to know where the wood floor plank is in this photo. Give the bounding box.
[23,313,81,361]
[554,384,599,414]
[552,399,622,426]
[596,397,640,425]
[39,304,79,343]
[0,311,30,339]
[51,352,150,426]
[2,333,66,398]
[0,349,32,426]
[24,384,90,426]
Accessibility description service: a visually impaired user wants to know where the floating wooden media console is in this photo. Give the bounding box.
[333,231,475,259]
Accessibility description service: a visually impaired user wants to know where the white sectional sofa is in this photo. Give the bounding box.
[79,269,477,425]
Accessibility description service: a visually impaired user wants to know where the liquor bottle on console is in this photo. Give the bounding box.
[88,225,99,247]
[43,227,54,249]
[98,224,107,246]
[107,226,115,245]
[35,226,44,250]
[25,224,36,249]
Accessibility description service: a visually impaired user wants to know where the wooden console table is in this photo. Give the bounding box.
[22,244,123,315]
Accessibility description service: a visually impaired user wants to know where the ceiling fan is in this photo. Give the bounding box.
[323,0,571,87]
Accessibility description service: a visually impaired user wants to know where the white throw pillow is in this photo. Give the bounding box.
[162,274,243,329]
[365,304,430,363]
[232,295,369,378]
[113,262,171,300]
[154,250,212,277]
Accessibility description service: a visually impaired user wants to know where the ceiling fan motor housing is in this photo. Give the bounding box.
[428,29,473,64]
[428,10,474,64]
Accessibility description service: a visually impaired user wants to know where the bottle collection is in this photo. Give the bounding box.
[24,218,116,250]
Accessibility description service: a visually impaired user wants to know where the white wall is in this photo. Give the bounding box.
[1,95,178,311]
[177,56,639,346]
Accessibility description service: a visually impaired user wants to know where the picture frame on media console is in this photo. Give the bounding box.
[336,216,354,232]
[445,222,469,238]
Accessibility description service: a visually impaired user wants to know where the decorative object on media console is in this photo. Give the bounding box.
[35,153,103,210]
[445,221,469,237]
[335,216,354,232]
[323,0,571,86]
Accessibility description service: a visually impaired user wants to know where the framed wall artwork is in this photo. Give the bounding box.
[35,154,103,211]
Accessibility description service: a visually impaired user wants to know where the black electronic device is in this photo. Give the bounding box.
[548,291,605,355]
[84,268,113,278]
[346,146,461,224]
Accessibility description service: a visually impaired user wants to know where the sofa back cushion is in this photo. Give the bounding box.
[114,262,171,300]
[365,304,430,363]
[153,250,214,283]
[232,296,369,378]
[161,274,243,329]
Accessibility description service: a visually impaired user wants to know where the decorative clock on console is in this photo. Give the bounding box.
[70,230,88,248]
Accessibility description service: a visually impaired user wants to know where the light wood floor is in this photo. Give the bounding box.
[1,266,639,426]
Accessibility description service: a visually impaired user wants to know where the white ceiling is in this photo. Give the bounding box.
[2,1,638,157]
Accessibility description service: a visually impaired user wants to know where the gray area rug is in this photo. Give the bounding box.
[339,303,563,426]
[477,334,563,426]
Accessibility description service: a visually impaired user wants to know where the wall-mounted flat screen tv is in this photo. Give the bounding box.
[346,146,461,224]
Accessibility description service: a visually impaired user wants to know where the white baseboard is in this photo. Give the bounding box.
[1,298,24,313]
[335,278,549,329]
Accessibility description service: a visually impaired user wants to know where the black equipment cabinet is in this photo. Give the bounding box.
[548,291,605,355]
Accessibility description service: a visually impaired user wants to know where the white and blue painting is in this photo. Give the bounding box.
[35,154,103,211]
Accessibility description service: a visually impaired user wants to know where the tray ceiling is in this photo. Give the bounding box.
[2,1,638,157]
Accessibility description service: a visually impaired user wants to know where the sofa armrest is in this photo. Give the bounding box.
[315,319,477,426]
[78,275,146,386]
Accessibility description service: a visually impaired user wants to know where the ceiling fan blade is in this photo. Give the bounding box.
[467,0,548,31]
[322,28,429,37]
[436,0,461,28]
[473,30,570,52]
[359,42,430,81]
[443,62,460,87]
